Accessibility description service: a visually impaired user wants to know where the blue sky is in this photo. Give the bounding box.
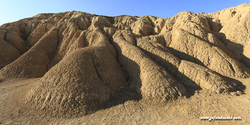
[0,0,249,25]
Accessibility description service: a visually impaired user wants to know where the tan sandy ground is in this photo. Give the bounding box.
[0,77,249,125]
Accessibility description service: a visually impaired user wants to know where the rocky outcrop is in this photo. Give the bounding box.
[1,4,250,117]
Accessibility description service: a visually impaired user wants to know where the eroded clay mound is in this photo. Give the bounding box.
[112,30,187,102]
[0,28,20,69]
[0,4,250,117]
[25,28,127,117]
[27,45,127,117]
[137,35,241,93]
[0,26,59,78]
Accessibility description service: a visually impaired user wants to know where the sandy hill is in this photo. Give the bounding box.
[0,3,250,125]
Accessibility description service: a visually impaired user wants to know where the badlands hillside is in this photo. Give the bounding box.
[0,3,250,125]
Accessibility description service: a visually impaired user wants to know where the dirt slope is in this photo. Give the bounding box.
[0,3,250,125]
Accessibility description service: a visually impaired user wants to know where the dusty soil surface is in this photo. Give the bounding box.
[0,78,249,125]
